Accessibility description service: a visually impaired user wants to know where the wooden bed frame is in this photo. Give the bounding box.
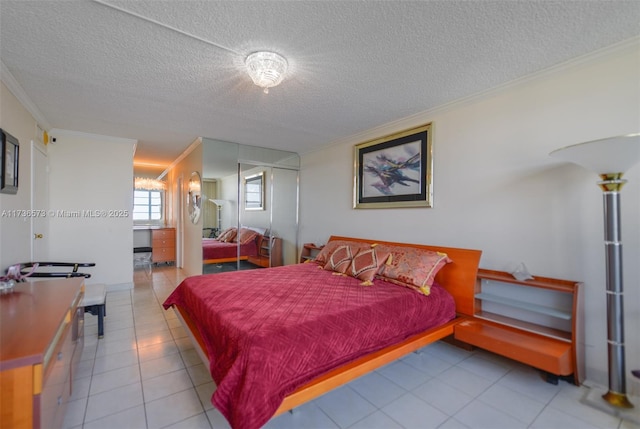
[173,235,482,417]
[203,255,249,265]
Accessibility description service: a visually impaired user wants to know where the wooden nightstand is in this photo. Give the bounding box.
[299,243,324,263]
[454,269,583,385]
[248,235,283,268]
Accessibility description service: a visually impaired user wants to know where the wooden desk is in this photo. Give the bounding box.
[133,226,176,265]
[0,278,85,429]
[151,227,176,264]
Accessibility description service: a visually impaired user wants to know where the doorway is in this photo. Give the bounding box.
[30,140,48,261]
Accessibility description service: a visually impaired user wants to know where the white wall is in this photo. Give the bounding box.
[47,130,136,289]
[0,81,40,270]
[166,140,202,277]
[299,43,640,392]
[220,173,239,230]
[270,168,299,265]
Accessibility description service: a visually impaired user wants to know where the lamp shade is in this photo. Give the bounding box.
[549,134,640,175]
[209,199,226,207]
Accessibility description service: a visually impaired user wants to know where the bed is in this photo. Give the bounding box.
[202,237,259,264]
[164,235,481,429]
[202,226,262,264]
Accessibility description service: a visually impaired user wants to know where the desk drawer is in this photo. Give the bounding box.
[151,229,175,241]
[152,237,175,248]
[152,247,176,262]
[41,321,73,429]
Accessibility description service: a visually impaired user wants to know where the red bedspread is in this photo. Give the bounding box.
[163,263,455,429]
[202,238,258,260]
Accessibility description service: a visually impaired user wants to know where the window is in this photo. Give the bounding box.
[133,190,163,222]
[244,172,264,210]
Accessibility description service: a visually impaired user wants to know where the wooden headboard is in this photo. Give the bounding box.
[328,236,482,317]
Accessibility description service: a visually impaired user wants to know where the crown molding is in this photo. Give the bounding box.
[49,128,137,145]
[1,60,51,130]
[159,137,202,180]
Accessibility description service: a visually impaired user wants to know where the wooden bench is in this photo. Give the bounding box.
[83,284,106,338]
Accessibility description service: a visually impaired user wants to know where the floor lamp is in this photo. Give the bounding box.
[550,133,639,409]
[209,199,225,233]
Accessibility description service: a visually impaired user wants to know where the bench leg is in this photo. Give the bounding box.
[97,304,105,339]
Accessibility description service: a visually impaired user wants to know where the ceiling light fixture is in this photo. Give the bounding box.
[134,177,166,191]
[245,51,288,94]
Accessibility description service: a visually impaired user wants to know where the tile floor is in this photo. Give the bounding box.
[64,266,639,429]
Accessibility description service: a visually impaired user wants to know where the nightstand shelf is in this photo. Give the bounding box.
[474,292,572,320]
[248,236,283,268]
[454,268,583,384]
[299,243,323,263]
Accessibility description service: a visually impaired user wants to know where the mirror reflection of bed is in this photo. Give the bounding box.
[201,138,300,274]
[202,226,276,274]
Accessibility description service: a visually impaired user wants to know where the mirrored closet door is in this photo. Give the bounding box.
[202,138,299,273]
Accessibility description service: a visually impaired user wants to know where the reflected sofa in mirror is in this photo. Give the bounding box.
[202,138,300,274]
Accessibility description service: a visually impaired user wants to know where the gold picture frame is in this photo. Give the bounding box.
[354,123,432,209]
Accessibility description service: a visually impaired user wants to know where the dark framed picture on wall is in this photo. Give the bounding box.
[0,129,19,194]
[354,123,433,209]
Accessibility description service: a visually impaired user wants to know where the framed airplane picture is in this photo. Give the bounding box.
[354,123,432,209]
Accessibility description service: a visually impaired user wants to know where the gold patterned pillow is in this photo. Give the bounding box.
[217,227,237,242]
[376,245,452,295]
[237,228,260,244]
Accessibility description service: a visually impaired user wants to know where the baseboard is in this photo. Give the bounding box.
[104,282,133,292]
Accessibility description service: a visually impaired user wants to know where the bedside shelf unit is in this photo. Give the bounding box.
[454,269,583,385]
[248,236,283,268]
[299,243,324,263]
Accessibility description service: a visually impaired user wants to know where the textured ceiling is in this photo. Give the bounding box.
[1,1,639,167]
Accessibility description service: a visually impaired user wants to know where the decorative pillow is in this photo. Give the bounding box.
[348,246,390,284]
[216,228,229,241]
[224,231,238,243]
[218,227,237,242]
[376,245,452,295]
[237,228,260,244]
[323,244,357,274]
[313,240,371,266]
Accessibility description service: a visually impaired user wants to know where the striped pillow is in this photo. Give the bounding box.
[323,245,357,274]
[349,247,390,283]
